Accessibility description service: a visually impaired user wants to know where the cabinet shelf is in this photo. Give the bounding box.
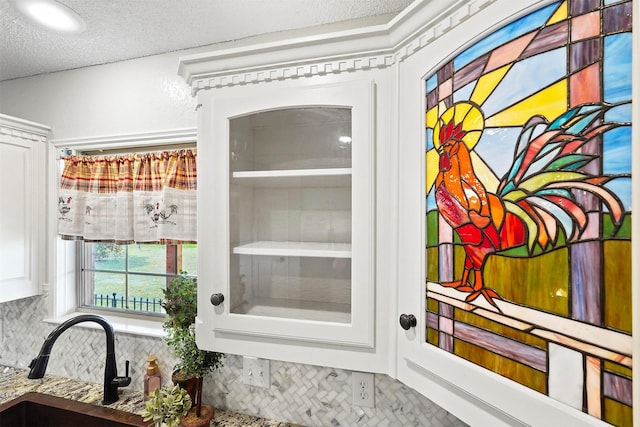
[232,168,351,188]
[232,297,351,323]
[233,241,351,258]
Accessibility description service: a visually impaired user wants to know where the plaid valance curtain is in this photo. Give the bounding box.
[57,149,197,243]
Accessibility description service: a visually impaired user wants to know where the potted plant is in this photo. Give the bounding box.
[142,384,192,427]
[161,273,223,426]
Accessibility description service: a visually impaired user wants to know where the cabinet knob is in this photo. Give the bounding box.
[210,293,225,306]
[399,314,417,330]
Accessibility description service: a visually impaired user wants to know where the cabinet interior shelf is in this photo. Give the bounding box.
[233,241,352,258]
[232,297,351,323]
[232,168,351,187]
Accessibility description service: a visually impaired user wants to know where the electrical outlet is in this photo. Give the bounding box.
[352,371,375,408]
[242,356,270,388]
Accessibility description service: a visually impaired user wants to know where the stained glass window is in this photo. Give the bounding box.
[424,1,632,425]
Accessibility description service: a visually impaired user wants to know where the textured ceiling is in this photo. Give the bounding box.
[0,0,414,82]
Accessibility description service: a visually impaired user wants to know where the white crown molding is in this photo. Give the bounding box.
[51,128,197,150]
[0,113,51,142]
[177,0,497,93]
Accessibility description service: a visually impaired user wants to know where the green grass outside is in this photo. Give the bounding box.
[91,243,197,307]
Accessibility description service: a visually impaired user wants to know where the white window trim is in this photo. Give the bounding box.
[43,312,166,338]
[46,128,197,337]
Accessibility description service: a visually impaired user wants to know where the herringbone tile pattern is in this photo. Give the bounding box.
[204,356,466,427]
[0,296,466,427]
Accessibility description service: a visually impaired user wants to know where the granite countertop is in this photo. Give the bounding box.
[0,366,301,427]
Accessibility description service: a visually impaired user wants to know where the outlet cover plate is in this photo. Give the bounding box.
[352,371,375,408]
[242,356,270,388]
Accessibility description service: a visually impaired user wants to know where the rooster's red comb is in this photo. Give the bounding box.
[439,119,467,144]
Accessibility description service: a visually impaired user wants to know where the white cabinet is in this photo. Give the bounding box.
[180,0,637,425]
[178,15,398,375]
[0,114,49,303]
[191,75,387,371]
[395,1,637,427]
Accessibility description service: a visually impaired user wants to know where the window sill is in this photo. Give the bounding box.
[43,312,165,339]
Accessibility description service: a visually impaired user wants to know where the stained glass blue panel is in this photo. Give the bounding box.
[426,128,434,150]
[473,128,521,177]
[603,127,633,174]
[605,103,632,123]
[481,48,566,117]
[426,74,438,93]
[604,33,632,103]
[453,82,474,103]
[605,178,632,211]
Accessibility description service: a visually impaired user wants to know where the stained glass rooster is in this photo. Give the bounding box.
[434,102,628,308]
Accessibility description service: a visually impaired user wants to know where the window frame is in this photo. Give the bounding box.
[77,242,193,318]
[48,130,198,333]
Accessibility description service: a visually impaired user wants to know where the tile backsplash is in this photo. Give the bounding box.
[0,295,466,427]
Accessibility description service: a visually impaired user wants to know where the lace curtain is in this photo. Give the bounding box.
[57,149,197,243]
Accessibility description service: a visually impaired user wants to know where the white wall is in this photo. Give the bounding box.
[0,15,394,139]
[0,49,199,140]
[0,44,467,427]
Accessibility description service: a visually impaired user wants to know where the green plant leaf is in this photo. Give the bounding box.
[161,273,224,377]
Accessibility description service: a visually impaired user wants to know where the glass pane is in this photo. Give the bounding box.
[230,107,352,172]
[228,106,353,325]
[128,274,166,313]
[230,255,351,323]
[181,244,197,275]
[89,272,125,308]
[91,243,125,271]
[128,244,167,273]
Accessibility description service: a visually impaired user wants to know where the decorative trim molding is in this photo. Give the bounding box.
[389,0,496,64]
[178,0,497,93]
[50,128,197,150]
[191,53,396,91]
[0,113,50,142]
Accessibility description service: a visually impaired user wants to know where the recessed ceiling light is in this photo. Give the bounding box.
[9,0,86,34]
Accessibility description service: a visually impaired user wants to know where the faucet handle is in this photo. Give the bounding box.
[111,360,131,387]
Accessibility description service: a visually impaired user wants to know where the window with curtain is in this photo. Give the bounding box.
[57,149,198,315]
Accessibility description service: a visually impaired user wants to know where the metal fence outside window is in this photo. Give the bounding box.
[94,293,165,313]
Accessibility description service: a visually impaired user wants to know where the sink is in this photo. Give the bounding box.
[0,392,150,427]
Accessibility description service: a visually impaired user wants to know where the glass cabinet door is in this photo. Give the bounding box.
[228,107,353,324]
[202,81,374,347]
